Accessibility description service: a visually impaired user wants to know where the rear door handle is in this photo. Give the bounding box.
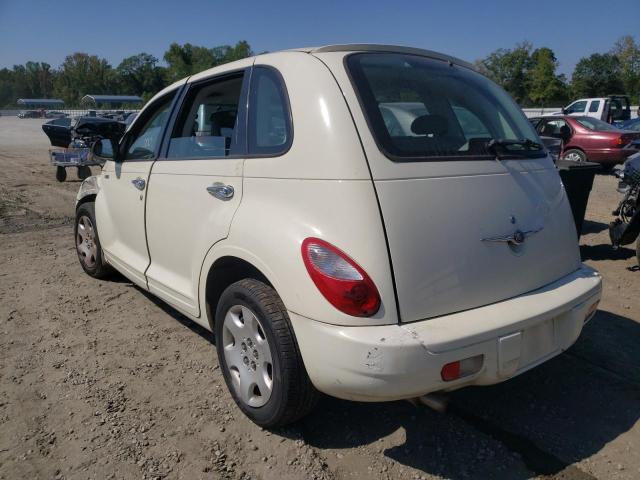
[207,183,234,200]
[132,178,146,190]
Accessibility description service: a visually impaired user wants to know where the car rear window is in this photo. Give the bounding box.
[575,117,618,131]
[346,53,544,161]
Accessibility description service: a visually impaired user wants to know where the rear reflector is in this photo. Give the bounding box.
[441,355,484,381]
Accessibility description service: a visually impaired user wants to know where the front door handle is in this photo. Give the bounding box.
[207,182,234,200]
[132,178,146,190]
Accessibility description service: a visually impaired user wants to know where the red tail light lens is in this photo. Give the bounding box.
[615,135,628,147]
[301,237,381,317]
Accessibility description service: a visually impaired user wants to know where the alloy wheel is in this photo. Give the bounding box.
[565,152,584,162]
[76,215,98,268]
[222,305,274,407]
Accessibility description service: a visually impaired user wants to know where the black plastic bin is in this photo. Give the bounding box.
[556,160,601,236]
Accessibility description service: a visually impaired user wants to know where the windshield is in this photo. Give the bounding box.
[575,117,619,131]
[346,53,544,161]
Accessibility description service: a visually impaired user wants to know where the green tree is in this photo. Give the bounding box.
[53,53,116,105]
[571,53,624,98]
[116,53,166,98]
[163,43,215,82]
[475,42,533,105]
[163,40,253,82]
[610,35,640,101]
[527,48,569,106]
[0,68,16,107]
[24,61,55,98]
[211,40,253,65]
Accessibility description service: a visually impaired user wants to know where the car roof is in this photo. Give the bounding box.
[291,44,474,69]
[183,44,476,88]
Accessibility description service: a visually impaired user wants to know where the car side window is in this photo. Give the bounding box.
[124,93,175,160]
[565,101,587,114]
[168,71,247,159]
[538,119,569,138]
[248,67,292,155]
[589,100,600,113]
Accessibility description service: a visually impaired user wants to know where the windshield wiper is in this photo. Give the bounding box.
[486,138,544,158]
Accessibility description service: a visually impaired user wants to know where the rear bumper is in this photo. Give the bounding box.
[290,265,602,402]
[585,148,633,164]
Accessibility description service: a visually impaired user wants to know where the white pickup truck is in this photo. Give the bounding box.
[556,95,631,124]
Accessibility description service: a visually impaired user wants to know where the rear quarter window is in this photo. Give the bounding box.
[248,67,293,156]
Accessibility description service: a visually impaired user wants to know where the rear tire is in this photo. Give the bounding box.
[636,237,640,267]
[563,149,586,163]
[77,166,91,180]
[215,278,318,428]
[55,166,67,182]
[74,202,112,278]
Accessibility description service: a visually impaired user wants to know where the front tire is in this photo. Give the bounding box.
[215,279,318,428]
[74,202,112,278]
[563,149,586,163]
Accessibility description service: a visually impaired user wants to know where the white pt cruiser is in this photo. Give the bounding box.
[76,45,602,427]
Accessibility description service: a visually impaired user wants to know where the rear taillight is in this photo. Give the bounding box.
[301,237,381,317]
[614,135,629,147]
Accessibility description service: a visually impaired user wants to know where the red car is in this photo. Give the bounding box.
[531,115,640,168]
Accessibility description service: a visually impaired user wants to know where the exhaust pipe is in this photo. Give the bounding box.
[408,392,449,413]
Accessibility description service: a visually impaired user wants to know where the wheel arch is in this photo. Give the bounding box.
[76,176,100,209]
[76,193,97,210]
[200,246,279,332]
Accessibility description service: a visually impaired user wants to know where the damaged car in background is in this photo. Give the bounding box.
[42,116,126,182]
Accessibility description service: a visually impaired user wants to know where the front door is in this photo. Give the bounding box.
[144,63,252,316]
[95,90,179,287]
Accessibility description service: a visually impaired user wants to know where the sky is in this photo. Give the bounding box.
[0,0,638,77]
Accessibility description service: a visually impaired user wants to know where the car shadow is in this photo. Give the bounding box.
[580,220,608,235]
[136,286,215,345]
[580,243,635,261]
[295,310,640,479]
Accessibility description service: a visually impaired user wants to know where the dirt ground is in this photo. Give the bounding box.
[0,116,638,480]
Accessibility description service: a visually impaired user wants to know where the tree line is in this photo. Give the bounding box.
[1,36,638,109]
[475,35,640,107]
[0,41,253,108]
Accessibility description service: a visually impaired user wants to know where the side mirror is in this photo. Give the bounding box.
[91,138,119,162]
[561,107,567,115]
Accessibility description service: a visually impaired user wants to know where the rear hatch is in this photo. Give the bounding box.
[341,52,581,322]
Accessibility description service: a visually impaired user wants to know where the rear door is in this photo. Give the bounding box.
[144,63,251,316]
[96,89,180,287]
[320,51,581,322]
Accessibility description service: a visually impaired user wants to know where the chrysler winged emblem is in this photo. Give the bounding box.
[482,227,543,246]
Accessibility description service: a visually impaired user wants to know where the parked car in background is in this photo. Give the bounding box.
[18,110,41,119]
[620,117,640,132]
[45,111,68,119]
[76,44,602,428]
[530,115,640,168]
[554,95,631,125]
